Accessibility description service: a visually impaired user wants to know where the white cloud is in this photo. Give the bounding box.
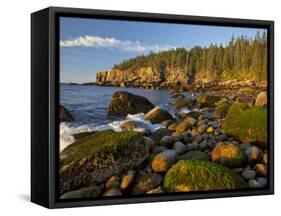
[60,35,175,52]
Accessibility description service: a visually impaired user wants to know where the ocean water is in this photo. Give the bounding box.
[60,84,195,152]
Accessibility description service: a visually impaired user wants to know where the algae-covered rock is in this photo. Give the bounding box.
[222,107,267,147]
[213,102,230,118]
[211,142,246,168]
[59,130,148,194]
[60,105,74,122]
[108,91,154,116]
[227,102,248,116]
[144,107,173,124]
[163,160,247,192]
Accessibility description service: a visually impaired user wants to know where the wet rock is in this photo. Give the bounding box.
[144,107,173,124]
[108,91,154,116]
[60,105,74,122]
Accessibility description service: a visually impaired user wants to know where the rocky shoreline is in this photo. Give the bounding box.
[59,88,268,199]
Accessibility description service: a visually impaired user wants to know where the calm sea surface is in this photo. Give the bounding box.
[60,84,194,125]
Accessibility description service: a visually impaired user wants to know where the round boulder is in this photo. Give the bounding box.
[151,150,177,173]
[144,107,173,124]
[211,142,246,168]
[164,160,247,192]
[108,91,155,116]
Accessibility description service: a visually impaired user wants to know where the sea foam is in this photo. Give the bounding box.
[60,112,164,152]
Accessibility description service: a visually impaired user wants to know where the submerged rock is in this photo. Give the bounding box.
[108,91,154,116]
[59,130,148,194]
[164,160,247,192]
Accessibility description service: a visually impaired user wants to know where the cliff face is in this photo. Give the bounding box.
[96,66,189,89]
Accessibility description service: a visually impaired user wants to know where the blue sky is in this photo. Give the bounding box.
[60,17,266,83]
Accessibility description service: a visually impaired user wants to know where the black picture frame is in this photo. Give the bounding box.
[31,6,274,209]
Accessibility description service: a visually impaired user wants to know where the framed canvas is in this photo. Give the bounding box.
[31,6,274,208]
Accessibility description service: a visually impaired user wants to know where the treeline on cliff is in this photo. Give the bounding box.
[113,31,267,83]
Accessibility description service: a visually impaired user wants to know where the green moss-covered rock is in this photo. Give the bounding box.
[197,95,221,107]
[73,132,96,140]
[213,102,230,118]
[163,160,247,192]
[222,107,267,147]
[60,105,74,122]
[227,102,248,115]
[211,142,246,168]
[60,130,148,194]
[144,107,173,124]
[172,98,195,108]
